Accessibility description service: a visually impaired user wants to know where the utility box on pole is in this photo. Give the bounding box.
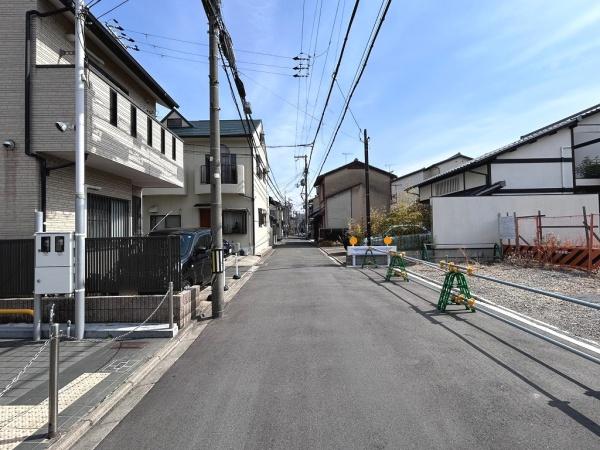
[34,232,74,295]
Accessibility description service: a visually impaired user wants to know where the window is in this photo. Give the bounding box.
[132,196,142,236]
[258,208,267,227]
[87,194,129,238]
[167,118,183,128]
[130,105,137,137]
[149,214,181,230]
[433,175,460,196]
[161,128,165,154]
[109,89,118,126]
[172,136,176,160]
[147,117,153,146]
[223,210,247,234]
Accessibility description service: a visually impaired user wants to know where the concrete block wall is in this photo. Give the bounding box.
[0,285,206,329]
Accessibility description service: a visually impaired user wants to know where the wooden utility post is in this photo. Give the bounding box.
[364,129,371,246]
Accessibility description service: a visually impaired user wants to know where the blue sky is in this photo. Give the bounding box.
[93,0,600,207]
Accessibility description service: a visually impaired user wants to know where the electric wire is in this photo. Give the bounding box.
[219,49,286,204]
[96,0,129,19]
[310,0,392,192]
[307,0,361,171]
[128,41,295,70]
[118,27,293,59]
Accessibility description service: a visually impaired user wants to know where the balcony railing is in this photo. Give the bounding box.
[201,164,238,184]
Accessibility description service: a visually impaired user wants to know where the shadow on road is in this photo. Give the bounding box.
[358,267,600,438]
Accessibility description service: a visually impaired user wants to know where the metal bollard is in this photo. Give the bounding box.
[66,320,71,339]
[48,323,59,438]
[233,252,240,280]
[168,282,174,330]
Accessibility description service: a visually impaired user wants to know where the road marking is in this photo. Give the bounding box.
[0,372,109,450]
[319,248,343,266]
[405,270,600,357]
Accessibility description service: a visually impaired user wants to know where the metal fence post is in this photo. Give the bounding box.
[48,323,59,438]
[168,281,174,330]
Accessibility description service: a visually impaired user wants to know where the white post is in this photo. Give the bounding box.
[33,211,43,341]
[233,251,240,279]
[74,0,86,339]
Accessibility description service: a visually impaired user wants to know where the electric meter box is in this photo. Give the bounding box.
[34,232,74,295]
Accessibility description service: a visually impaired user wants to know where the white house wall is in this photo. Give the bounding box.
[431,194,600,245]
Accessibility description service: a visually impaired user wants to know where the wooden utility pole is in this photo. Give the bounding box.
[364,129,372,246]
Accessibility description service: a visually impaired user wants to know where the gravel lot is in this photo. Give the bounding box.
[407,261,600,343]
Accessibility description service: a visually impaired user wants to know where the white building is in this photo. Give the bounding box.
[143,111,271,256]
[391,153,471,205]
[411,103,600,245]
[0,0,184,238]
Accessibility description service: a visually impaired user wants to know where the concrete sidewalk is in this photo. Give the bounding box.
[0,252,265,450]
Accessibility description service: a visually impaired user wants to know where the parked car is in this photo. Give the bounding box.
[149,228,213,288]
[223,239,233,257]
[363,224,432,250]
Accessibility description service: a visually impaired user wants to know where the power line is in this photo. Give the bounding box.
[127,47,294,76]
[96,0,129,19]
[307,0,361,171]
[116,26,294,59]
[219,47,286,204]
[305,0,343,143]
[310,0,392,192]
[239,70,359,141]
[130,40,294,70]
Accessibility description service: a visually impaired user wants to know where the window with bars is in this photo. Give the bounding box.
[87,194,130,238]
[433,176,461,196]
[258,208,267,227]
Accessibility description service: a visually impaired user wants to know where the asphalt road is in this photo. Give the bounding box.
[94,239,600,449]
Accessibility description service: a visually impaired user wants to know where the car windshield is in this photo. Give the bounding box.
[180,234,195,257]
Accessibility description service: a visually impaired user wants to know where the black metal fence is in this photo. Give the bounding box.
[0,239,35,298]
[0,236,181,298]
[86,236,181,295]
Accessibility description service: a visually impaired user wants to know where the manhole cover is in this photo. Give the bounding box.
[110,341,148,349]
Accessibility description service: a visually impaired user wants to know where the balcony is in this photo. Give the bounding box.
[31,66,184,188]
[195,164,246,195]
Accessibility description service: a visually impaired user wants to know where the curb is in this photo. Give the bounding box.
[48,251,267,450]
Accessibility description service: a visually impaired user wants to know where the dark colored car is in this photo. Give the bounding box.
[149,228,213,288]
[223,239,233,258]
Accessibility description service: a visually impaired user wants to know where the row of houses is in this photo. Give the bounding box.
[309,102,600,246]
[0,0,284,256]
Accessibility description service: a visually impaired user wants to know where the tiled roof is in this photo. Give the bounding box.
[410,102,600,189]
[170,119,262,138]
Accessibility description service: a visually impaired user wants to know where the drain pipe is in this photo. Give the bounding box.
[25,7,70,229]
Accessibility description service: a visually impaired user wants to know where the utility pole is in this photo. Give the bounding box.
[74,0,86,339]
[295,155,308,237]
[208,0,224,318]
[364,129,372,246]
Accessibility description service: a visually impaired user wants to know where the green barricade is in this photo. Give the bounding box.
[437,264,476,312]
[385,252,408,282]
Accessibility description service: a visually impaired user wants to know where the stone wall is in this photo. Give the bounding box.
[0,285,207,329]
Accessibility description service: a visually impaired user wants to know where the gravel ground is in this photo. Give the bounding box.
[406,261,600,344]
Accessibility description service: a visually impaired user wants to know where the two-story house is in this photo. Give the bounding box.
[391,153,471,205]
[310,159,395,239]
[0,0,184,238]
[143,110,271,256]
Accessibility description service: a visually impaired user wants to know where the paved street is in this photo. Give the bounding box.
[94,239,599,449]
